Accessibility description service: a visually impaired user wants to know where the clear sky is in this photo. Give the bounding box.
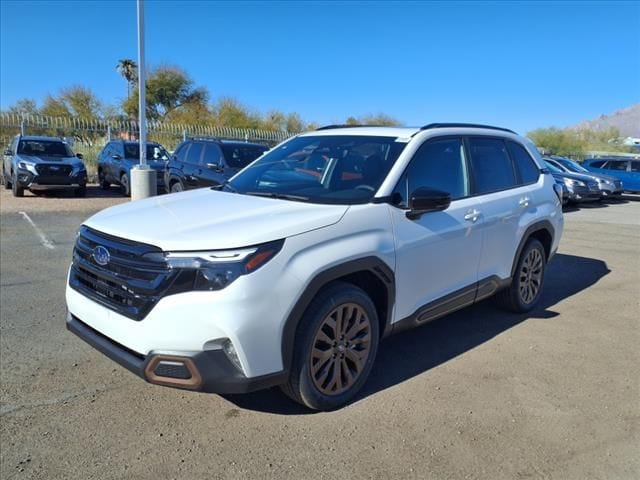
[1,0,639,134]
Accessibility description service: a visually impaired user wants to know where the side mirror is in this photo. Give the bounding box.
[406,188,451,219]
[4,148,12,156]
[207,163,223,172]
[112,154,122,160]
[76,153,84,160]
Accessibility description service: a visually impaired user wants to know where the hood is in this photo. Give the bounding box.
[580,172,619,183]
[551,171,598,183]
[16,154,77,164]
[84,188,349,251]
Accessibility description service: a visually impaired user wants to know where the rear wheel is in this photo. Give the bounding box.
[281,281,379,411]
[11,171,24,197]
[494,238,546,313]
[2,166,11,189]
[120,173,130,196]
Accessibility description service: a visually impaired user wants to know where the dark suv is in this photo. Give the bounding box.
[164,138,268,193]
[97,140,170,196]
[2,135,87,197]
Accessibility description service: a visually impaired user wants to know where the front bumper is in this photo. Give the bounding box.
[66,312,286,393]
[16,169,87,190]
[566,185,600,203]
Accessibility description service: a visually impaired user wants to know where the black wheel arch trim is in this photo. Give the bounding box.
[510,220,555,277]
[280,256,395,373]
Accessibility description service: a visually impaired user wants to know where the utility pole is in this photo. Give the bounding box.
[130,0,156,200]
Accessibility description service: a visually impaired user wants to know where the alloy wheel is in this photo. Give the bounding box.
[309,303,372,396]
[519,248,543,304]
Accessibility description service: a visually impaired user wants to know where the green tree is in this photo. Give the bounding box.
[6,98,39,116]
[40,86,102,118]
[116,59,138,100]
[344,113,401,126]
[212,97,262,129]
[123,66,208,121]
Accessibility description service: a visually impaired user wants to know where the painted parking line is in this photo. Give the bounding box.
[18,211,55,250]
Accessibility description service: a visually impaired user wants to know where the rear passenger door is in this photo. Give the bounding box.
[182,142,204,189]
[198,143,225,187]
[466,137,531,281]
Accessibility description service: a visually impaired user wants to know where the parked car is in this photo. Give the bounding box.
[582,158,640,193]
[546,156,623,198]
[553,176,569,206]
[66,123,564,410]
[2,135,87,197]
[543,159,600,204]
[164,138,268,193]
[97,140,170,196]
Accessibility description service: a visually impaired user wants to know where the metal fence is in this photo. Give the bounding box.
[0,113,297,174]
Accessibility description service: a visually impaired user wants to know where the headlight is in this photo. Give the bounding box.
[161,240,284,291]
[563,178,585,187]
[18,161,37,174]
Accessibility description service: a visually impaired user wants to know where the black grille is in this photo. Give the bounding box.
[69,226,192,320]
[35,164,72,176]
[587,181,599,192]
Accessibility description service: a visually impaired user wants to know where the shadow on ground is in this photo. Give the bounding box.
[224,253,610,414]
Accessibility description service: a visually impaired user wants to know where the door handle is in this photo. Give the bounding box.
[464,209,480,222]
[519,196,530,207]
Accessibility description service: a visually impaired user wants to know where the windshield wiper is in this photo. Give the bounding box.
[212,180,238,193]
[244,191,310,202]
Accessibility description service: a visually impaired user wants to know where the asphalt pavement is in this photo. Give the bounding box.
[1,188,638,479]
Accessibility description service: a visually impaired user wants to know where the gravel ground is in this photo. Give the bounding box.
[0,189,638,479]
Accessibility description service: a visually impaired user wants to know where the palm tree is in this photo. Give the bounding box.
[116,59,138,100]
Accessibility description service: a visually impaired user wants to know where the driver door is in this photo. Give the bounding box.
[390,136,483,322]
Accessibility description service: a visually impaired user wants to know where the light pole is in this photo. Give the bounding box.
[130,0,156,200]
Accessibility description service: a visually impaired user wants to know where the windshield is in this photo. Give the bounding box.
[544,160,563,174]
[221,144,268,168]
[18,140,74,157]
[226,135,407,204]
[124,143,170,161]
[556,158,588,173]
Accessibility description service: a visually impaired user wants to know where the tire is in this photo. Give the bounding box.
[281,281,380,411]
[98,170,110,190]
[494,238,546,313]
[2,167,11,189]
[170,180,184,193]
[74,185,87,197]
[11,171,24,197]
[120,173,130,196]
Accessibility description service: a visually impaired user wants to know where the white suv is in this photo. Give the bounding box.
[66,124,564,410]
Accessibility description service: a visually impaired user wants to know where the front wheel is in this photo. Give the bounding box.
[120,173,130,196]
[11,171,24,197]
[281,281,379,411]
[98,170,110,190]
[494,238,546,313]
[170,180,184,193]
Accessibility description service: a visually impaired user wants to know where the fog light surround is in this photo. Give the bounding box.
[144,355,202,390]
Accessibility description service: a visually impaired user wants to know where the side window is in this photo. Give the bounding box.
[507,141,540,185]
[202,143,222,166]
[185,142,204,164]
[589,160,606,168]
[174,143,189,163]
[468,137,517,194]
[630,161,640,172]
[101,143,112,159]
[606,160,629,171]
[393,137,469,207]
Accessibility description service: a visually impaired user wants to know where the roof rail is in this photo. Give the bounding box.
[419,123,516,134]
[185,135,221,142]
[315,124,384,131]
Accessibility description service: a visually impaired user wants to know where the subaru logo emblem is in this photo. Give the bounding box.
[93,246,110,266]
[50,166,60,171]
